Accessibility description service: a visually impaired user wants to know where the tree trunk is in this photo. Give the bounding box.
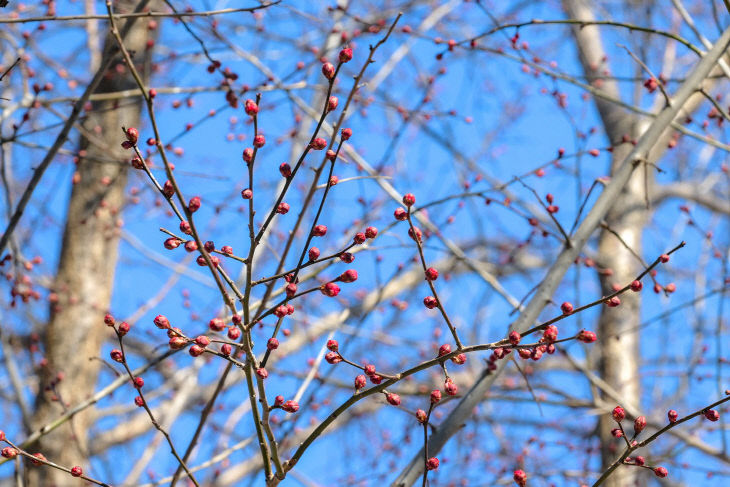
[562,2,645,485]
[595,142,647,487]
[29,3,154,484]
[562,3,721,485]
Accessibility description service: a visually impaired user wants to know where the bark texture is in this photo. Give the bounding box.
[28,3,154,484]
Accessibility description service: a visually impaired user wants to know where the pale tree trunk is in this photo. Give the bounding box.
[29,3,155,484]
[561,2,646,485]
[562,2,725,486]
[595,147,647,487]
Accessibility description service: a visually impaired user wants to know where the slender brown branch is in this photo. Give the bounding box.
[113,329,200,487]
[592,393,730,486]
[405,207,463,349]
[2,438,111,487]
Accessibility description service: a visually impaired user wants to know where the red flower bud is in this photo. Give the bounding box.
[188,196,201,212]
[30,452,47,465]
[425,267,439,281]
[633,415,646,435]
[612,406,626,422]
[543,325,558,342]
[386,392,401,406]
[339,48,353,63]
[282,400,299,413]
[339,269,358,283]
[179,220,192,235]
[451,353,467,365]
[189,344,205,357]
[577,330,597,343]
[325,351,342,364]
[125,127,139,144]
[153,315,170,329]
[209,318,225,332]
[705,409,720,421]
[365,226,378,239]
[513,469,527,487]
[321,282,340,297]
[444,378,458,396]
[244,99,259,116]
[274,305,288,318]
[322,62,335,79]
[311,137,327,150]
[1,447,17,459]
[279,163,292,178]
[285,283,297,297]
[118,322,130,336]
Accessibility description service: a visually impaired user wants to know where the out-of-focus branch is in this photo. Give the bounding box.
[0,349,176,465]
[653,180,730,215]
